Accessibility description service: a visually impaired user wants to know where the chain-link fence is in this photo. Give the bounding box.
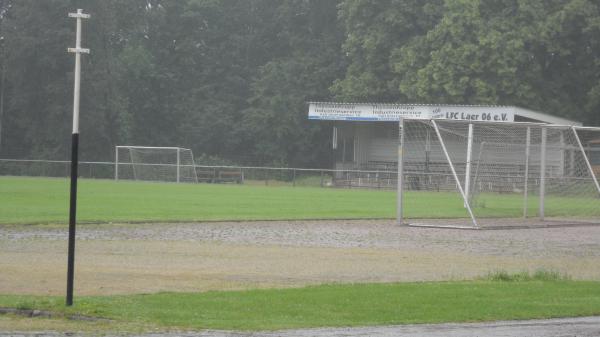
[0,159,115,179]
[0,158,399,189]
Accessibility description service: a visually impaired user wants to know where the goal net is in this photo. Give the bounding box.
[115,146,198,183]
[398,119,600,229]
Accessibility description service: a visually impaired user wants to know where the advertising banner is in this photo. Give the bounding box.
[308,102,515,122]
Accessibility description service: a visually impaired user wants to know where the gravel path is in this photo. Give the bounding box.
[2,316,600,337]
[4,220,600,258]
[2,220,600,296]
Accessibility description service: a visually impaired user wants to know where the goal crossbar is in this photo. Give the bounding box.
[116,146,188,150]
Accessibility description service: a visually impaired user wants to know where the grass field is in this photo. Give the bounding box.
[1,273,600,331]
[0,176,397,224]
[2,176,600,332]
[1,176,599,224]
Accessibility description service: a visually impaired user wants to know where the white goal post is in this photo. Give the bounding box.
[397,119,600,229]
[115,146,198,183]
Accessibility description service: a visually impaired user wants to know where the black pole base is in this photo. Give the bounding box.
[66,133,79,306]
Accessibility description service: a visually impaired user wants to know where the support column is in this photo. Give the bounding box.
[464,123,474,204]
[332,126,338,150]
[559,132,565,178]
[539,127,547,220]
[397,118,405,225]
[523,127,531,218]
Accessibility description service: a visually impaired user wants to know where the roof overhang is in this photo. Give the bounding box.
[308,102,581,126]
[513,107,581,125]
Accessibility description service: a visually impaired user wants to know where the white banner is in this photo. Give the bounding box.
[308,103,514,122]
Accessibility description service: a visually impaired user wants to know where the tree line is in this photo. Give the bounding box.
[0,0,598,167]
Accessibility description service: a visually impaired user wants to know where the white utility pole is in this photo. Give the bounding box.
[66,8,90,307]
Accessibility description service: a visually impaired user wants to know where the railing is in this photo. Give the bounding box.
[2,158,586,192]
[0,158,399,189]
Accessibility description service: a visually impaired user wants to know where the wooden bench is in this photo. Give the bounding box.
[196,168,243,184]
[215,170,243,184]
[196,169,217,183]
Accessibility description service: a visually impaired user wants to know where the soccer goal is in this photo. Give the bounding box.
[397,118,600,229]
[115,146,198,183]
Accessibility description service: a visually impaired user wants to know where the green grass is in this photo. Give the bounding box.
[1,176,598,224]
[0,176,396,224]
[471,193,600,219]
[1,278,600,330]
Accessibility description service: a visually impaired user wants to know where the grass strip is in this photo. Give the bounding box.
[2,176,599,225]
[0,176,395,224]
[1,278,600,331]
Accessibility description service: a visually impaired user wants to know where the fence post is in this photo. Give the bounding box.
[115,147,119,180]
[346,170,349,188]
[293,168,296,187]
[320,170,324,187]
[176,148,180,183]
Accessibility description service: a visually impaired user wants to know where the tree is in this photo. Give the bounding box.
[2,0,599,167]
[332,0,443,102]
[240,0,344,166]
[0,0,10,153]
[1,0,73,159]
[334,0,600,125]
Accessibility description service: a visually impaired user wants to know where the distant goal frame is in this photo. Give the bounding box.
[115,145,198,183]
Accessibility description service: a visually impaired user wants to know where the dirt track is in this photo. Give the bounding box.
[1,220,600,295]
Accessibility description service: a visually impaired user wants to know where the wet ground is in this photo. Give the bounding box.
[2,220,600,295]
[2,220,600,336]
[2,316,600,337]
